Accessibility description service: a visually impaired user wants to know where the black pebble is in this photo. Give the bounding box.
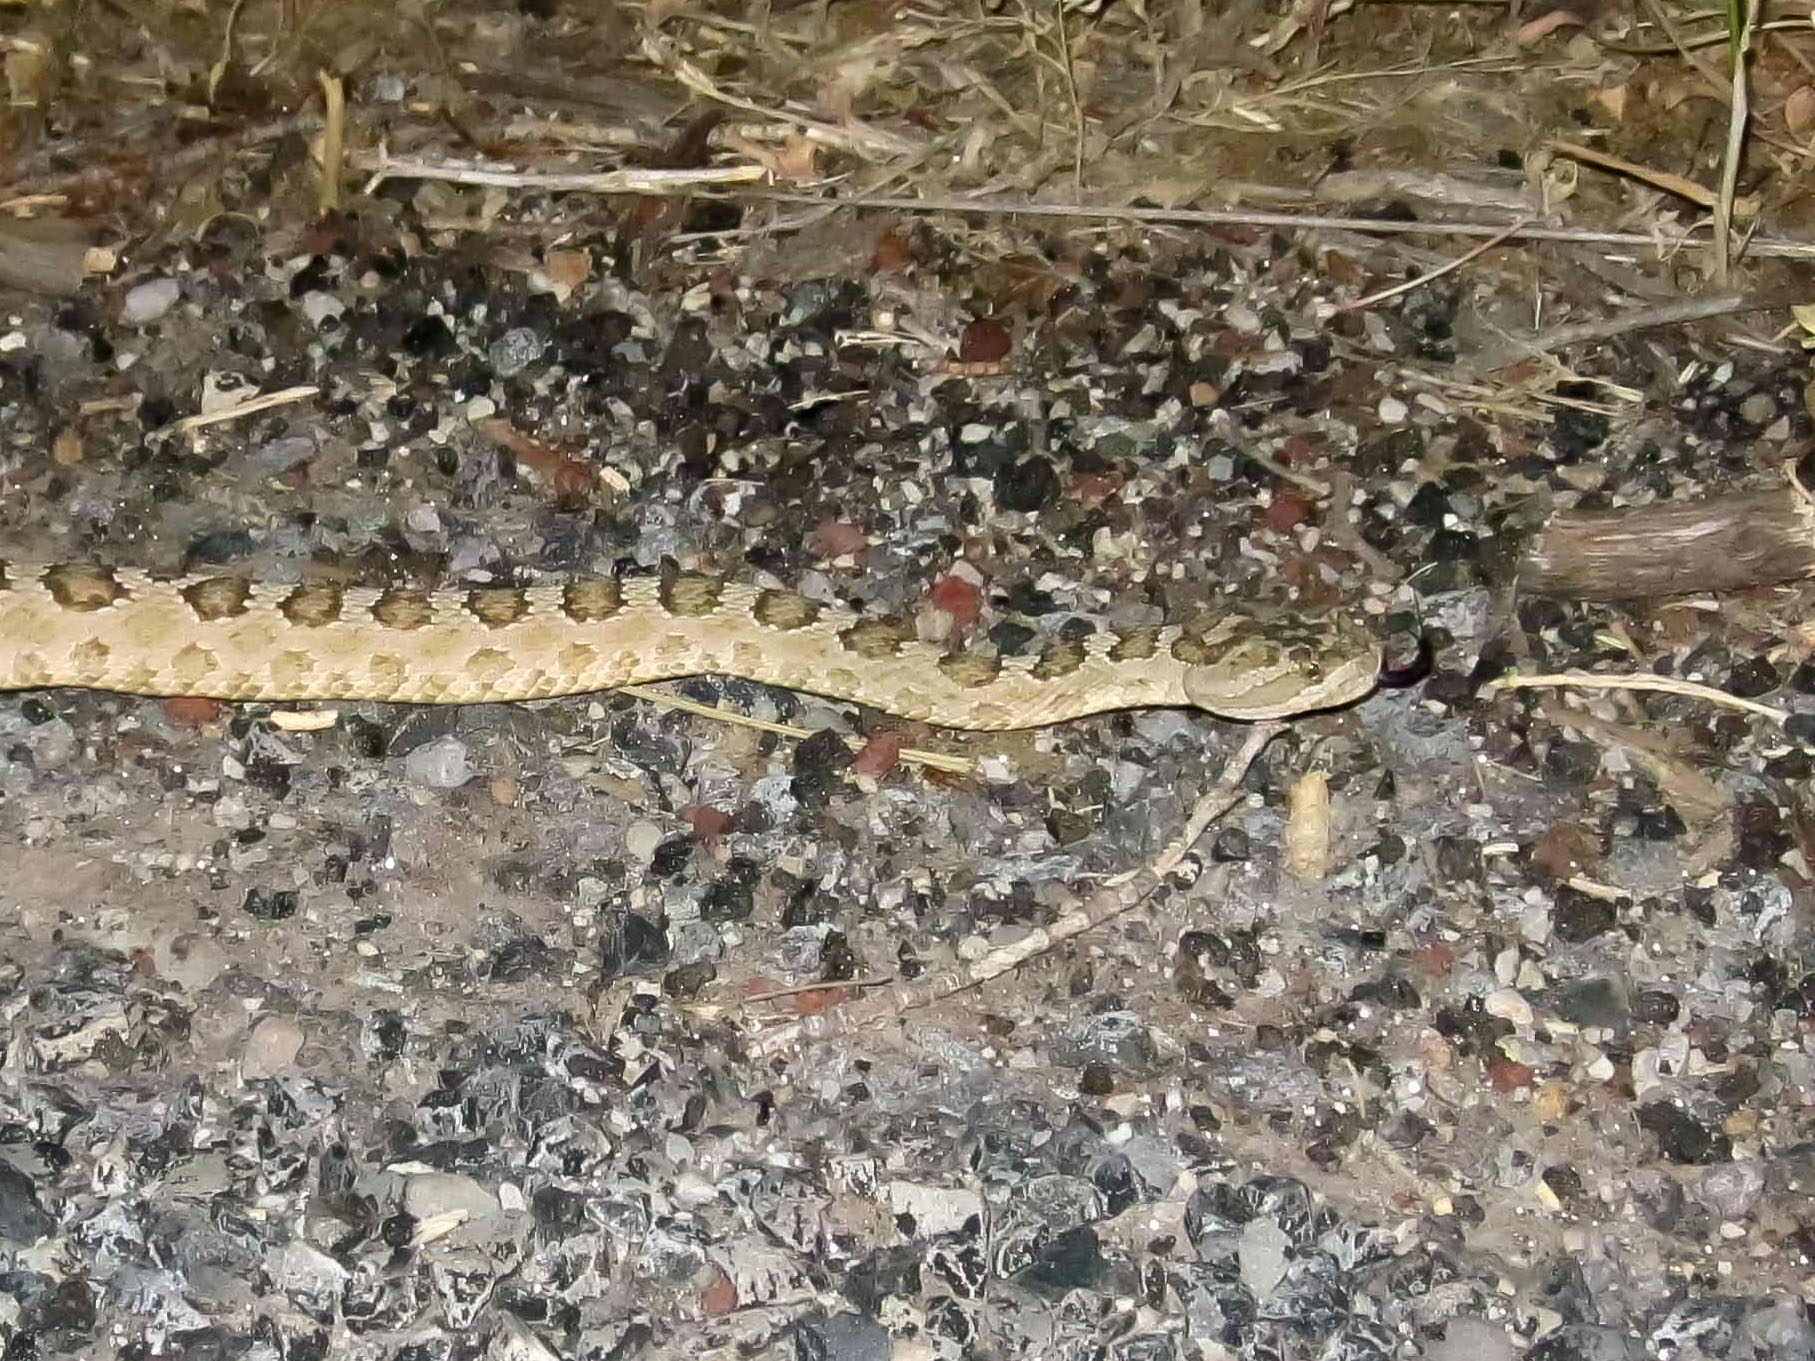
[651,836,693,879]
[1726,656,1780,698]
[700,876,755,923]
[1209,827,1251,862]
[401,315,456,357]
[1428,528,1479,563]
[995,456,1059,513]
[663,961,717,1000]
[791,729,854,810]
[1636,1100,1731,1164]
[1552,887,1618,943]
[1433,835,1483,883]
[1733,797,1791,870]
[598,910,668,980]
[1633,989,1680,1024]
[1404,482,1449,526]
[1634,807,1685,841]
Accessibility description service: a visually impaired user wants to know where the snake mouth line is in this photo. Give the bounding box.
[1377,633,1435,691]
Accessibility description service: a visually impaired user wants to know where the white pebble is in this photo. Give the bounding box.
[624,819,665,865]
[1377,395,1409,424]
[299,291,344,327]
[1485,987,1533,1027]
[123,276,181,324]
[403,735,473,789]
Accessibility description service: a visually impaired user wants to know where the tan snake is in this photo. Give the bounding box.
[0,559,1382,729]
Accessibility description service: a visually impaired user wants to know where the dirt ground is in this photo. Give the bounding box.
[0,0,1812,1357]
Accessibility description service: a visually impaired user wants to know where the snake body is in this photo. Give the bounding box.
[0,559,1381,729]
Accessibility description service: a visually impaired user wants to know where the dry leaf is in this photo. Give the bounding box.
[1787,85,1815,139]
[535,248,593,303]
[1284,770,1332,880]
[1591,83,1629,122]
[725,132,819,184]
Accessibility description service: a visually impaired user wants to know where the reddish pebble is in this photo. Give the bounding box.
[928,573,983,630]
[687,804,733,840]
[1413,944,1456,976]
[1263,488,1315,532]
[871,229,912,274]
[852,732,907,779]
[959,317,1011,365]
[1487,1057,1536,1093]
[1071,470,1125,508]
[1280,434,1318,466]
[552,460,595,502]
[164,696,222,727]
[699,1272,739,1317]
[806,519,868,558]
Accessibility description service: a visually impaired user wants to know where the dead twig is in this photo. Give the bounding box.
[727,188,1815,259]
[743,721,1285,1057]
[355,152,766,196]
[1481,671,1790,723]
[1327,216,1532,315]
[170,385,319,436]
[1482,292,1764,367]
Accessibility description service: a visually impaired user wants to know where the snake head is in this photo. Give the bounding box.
[1178,609,1383,721]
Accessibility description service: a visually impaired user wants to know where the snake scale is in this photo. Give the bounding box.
[0,559,1383,729]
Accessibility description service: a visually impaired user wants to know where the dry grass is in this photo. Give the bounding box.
[0,0,1811,409]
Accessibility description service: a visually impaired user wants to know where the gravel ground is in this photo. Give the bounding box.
[0,201,1812,1361]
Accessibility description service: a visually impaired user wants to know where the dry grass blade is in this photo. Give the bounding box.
[731,188,1815,259]
[170,384,319,435]
[1483,671,1790,722]
[355,153,766,195]
[1547,139,1716,208]
[1712,0,1760,281]
[315,71,345,217]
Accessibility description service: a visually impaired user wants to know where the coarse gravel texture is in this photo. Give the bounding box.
[0,198,1812,1361]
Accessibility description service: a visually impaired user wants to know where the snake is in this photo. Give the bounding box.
[0,559,1384,730]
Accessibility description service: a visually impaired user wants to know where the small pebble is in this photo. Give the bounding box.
[403,735,473,789]
[122,276,181,323]
[241,1017,305,1079]
[488,326,544,377]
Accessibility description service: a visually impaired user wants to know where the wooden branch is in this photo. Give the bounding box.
[1520,487,1815,600]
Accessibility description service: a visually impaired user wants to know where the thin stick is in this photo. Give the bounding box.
[1492,292,1761,362]
[614,682,972,774]
[743,721,1284,1057]
[1213,416,1334,498]
[1548,139,1716,208]
[726,187,1815,259]
[169,384,319,435]
[737,975,894,1005]
[355,153,766,196]
[1482,671,1789,722]
[1328,216,1532,314]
